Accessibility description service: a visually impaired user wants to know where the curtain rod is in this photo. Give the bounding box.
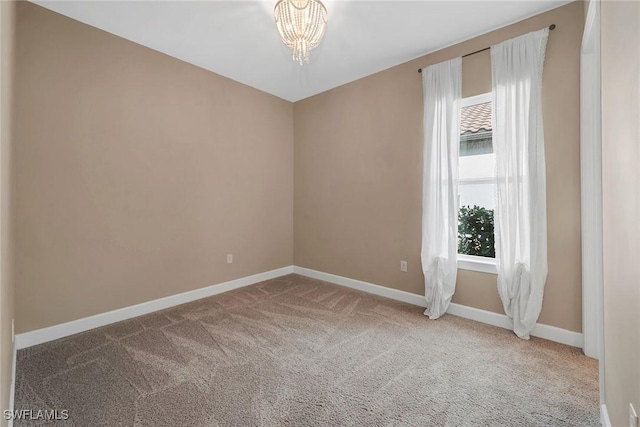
[417,24,556,74]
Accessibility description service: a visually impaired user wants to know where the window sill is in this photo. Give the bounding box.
[457,255,498,274]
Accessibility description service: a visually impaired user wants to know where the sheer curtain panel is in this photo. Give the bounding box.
[421,57,462,319]
[491,29,549,339]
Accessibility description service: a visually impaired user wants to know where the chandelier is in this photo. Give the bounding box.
[274,0,328,65]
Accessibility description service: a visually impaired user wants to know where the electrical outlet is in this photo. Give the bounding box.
[630,403,638,427]
[400,261,408,272]
[227,254,233,264]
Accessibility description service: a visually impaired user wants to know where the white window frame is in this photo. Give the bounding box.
[457,92,497,275]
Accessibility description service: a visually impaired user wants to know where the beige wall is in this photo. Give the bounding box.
[0,0,15,422]
[13,1,586,335]
[14,2,294,333]
[601,1,640,425]
[294,2,584,332]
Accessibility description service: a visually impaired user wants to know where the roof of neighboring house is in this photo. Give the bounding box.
[461,102,492,135]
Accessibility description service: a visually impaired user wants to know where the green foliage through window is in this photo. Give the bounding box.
[458,205,495,258]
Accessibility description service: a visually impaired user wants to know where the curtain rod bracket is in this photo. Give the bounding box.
[418,24,556,73]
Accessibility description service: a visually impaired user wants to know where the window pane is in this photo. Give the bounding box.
[458,183,495,258]
[458,99,496,259]
[459,182,495,210]
[459,153,495,180]
[460,101,494,180]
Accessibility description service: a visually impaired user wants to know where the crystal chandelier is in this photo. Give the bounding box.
[274,0,328,65]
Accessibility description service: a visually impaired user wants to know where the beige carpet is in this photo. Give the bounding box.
[14,274,599,426]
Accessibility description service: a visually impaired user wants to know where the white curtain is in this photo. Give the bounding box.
[421,57,462,319]
[491,29,549,339]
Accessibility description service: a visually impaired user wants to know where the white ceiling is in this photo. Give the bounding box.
[33,0,571,102]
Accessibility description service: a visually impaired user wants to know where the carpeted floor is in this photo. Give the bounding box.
[14,274,599,426]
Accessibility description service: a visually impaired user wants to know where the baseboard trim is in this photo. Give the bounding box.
[293,266,583,348]
[600,404,611,427]
[447,302,583,347]
[15,265,583,350]
[15,266,294,349]
[8,342,16,426]
[293,266,427,307]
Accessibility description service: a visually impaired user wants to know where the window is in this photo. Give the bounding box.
[458,93,497,274]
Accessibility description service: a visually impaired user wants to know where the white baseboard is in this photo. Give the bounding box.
[600,404,611,427]
[293,266,427,308]
[447,302,583,348]
[14,264,583,350]
[15,266,294,349]
[293,266,583,348]
[8,342,16,426]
